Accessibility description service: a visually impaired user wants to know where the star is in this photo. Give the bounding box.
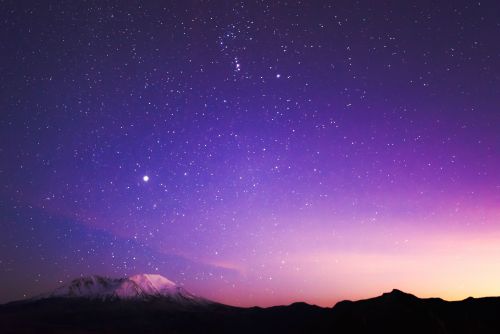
[142,175,149,182]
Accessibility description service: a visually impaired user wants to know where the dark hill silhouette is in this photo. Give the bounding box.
[2,284,500,333]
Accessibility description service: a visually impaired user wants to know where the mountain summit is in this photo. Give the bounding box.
[38,274,209,305]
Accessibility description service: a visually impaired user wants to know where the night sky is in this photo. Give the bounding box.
[0,1,499,307]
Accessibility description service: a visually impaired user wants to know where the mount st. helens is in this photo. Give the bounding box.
[34,273,211,306]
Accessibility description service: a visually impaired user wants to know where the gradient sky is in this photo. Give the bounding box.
[0,1,499,307]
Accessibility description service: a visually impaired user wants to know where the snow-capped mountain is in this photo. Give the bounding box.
[36,274,210,305]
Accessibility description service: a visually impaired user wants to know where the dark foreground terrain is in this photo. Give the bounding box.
[2,289,500,333]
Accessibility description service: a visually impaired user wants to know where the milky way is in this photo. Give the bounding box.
[0,1,499,306]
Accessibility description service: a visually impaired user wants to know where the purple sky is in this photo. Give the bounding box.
[0,1,499,306]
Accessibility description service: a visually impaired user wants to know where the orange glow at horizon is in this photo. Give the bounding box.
[193,219,500,308]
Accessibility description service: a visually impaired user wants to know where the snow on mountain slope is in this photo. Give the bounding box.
[37,274,209,305]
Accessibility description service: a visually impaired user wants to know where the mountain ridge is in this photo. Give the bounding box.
[2,275,500,333]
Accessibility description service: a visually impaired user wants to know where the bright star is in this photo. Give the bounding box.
[143,175,149,182]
